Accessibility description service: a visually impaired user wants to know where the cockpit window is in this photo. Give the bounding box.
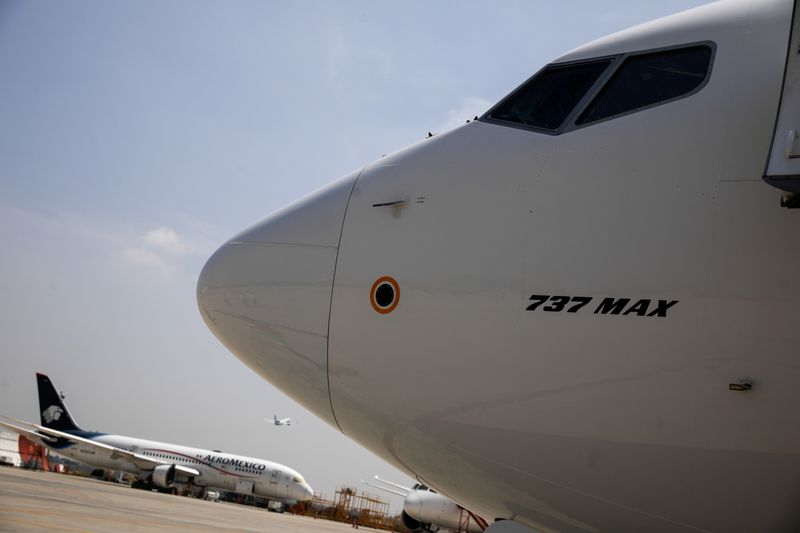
[576,45,712,125]
[482,42,713,134]
[485,59,611,131]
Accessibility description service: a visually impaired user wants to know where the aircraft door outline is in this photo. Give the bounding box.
[764,1,800,193]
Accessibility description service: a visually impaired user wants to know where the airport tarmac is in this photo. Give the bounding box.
[0,467,382,532]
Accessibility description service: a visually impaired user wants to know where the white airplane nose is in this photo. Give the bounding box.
[288,482,314,502]
[302,482,314,500]
[197,171,359,427]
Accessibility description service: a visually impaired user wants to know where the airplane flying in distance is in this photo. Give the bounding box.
[0,374,313,502]
[197,0,800,531]
[366,475,487,533]
[268,415,292,426]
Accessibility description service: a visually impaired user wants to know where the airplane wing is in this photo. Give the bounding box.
[0,420,58,448]
[363,480,408,497]
[1,417,199,477]
[374,475,412,493]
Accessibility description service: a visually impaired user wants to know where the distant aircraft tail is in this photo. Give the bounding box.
[36,373,82,432]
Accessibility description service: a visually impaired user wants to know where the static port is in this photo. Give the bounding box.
[370,276,400,314]
[375,283,395,307]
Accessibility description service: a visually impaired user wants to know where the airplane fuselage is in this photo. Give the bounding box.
[198,0,800,531]
[49,433,308,500]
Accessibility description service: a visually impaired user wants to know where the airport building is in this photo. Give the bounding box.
[0,430,21,467]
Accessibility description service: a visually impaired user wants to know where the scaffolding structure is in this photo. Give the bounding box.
[292,486,404,530]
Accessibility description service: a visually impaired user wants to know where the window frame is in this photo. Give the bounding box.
[480,41,716,136]
[481,55,618,136]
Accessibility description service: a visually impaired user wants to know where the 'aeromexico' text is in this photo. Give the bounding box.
[203,455,266,470]
[525,295,677,317]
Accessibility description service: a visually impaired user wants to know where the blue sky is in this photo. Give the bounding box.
[0,0,710,511]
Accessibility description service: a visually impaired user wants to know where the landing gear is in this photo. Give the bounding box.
[185,477,195,498]
[131,477,175,494]
[131,479,153,490]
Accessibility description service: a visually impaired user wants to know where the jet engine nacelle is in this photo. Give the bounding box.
[401,510,426,532]
[152,464,176,488]
[404,490,484,533]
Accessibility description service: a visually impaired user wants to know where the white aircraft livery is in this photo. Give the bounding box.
[0,374,313,501]
[270,415,292,426]
[197,0,800,531]
[367,475,488,533]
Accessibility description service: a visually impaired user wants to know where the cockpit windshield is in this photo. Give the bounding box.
[485,59,611,131]
[483,42,713,135]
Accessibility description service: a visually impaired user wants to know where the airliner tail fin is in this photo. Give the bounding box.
[36,373,82,432]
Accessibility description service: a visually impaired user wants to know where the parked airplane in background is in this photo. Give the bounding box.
[0,374,313,502]
[268,415,292,426]
[197,0,800,531]
[366,475,487,533]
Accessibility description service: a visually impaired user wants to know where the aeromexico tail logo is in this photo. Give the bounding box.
[42,405,64,424]
[202,454,266,471]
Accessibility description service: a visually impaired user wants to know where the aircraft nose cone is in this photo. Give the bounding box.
[197,171,359,427]
[288,481,314,502]
[302,482,314,500]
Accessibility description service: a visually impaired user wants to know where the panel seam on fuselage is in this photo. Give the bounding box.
[325,167,365,435]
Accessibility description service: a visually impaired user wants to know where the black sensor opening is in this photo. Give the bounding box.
[375,283,395,308]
